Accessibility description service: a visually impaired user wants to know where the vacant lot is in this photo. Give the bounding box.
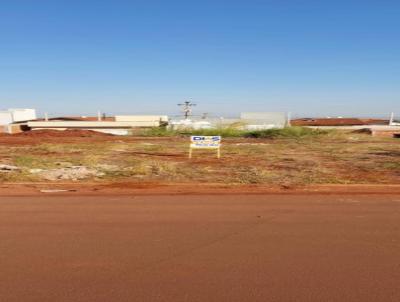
[0,130,399,186]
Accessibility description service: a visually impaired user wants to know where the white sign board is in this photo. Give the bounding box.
[189,136,221,158]
[190,136,221,148]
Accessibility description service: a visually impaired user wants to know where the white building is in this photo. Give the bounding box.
[169,119,214,130]
[0,111,13,125]
[0,108,37,125]
[240,112,288,130]
[0,108,37,134]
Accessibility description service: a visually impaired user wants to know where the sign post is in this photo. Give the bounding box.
[189,136,221,159]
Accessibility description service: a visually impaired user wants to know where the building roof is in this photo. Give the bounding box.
[291,118,389,126]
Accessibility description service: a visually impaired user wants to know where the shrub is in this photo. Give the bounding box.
[244,127,331,139]
[138,126,331,138]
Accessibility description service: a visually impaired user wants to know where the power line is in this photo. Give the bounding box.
[177,101,196,119]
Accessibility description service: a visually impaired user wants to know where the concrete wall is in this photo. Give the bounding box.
[8,124,25,134]
[27,121,162,128]
[0,125,8,133]
[0,111,13,125]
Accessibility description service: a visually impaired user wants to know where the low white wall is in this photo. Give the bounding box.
[28,121,161,128]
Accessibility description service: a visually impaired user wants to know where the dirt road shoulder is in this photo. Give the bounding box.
[1,182,400,196]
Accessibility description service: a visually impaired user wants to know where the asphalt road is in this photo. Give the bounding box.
[1,194,400,302]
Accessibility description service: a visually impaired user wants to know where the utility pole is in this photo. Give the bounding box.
[178,101,196,119]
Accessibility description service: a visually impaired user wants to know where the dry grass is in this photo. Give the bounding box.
[0,131,399,185]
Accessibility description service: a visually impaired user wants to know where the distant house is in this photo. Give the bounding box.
[0,109,37,133]
[291,118,389,127]
[0,108,37,125]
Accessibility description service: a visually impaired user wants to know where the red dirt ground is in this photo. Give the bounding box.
[1,194,399,302]
[1,183,400,196]
[1,130,398,186]
[0,131,172,145]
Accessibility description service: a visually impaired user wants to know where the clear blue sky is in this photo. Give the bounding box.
[1,0,399,118]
